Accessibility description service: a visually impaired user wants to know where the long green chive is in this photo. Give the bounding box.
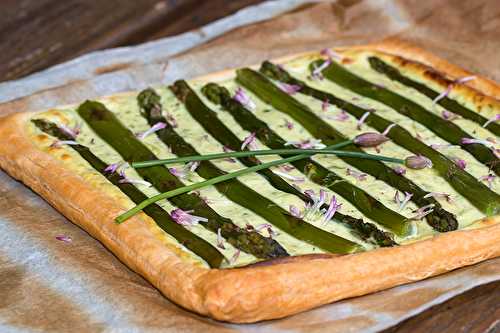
[131,148,404,168]
[117,141,351,223]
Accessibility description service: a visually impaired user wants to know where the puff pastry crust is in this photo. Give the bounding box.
[0,40,499,323]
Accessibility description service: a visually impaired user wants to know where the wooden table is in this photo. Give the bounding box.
[1,1,498,332]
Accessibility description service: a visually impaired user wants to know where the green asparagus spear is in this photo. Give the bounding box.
[77,100,289,259]
[260,61,500,216]
[237,67,459,232]
[165,83,362,254]
[368,56,500,136]
[312,59,500,175]
[32,118,225,268]
[202,82,399,245]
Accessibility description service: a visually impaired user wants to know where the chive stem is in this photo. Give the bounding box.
[131,147,404,168]
[116,141,352,223]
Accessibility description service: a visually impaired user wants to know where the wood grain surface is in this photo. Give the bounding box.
[0,1,498,332]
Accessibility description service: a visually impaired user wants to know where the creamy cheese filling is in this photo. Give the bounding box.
[28,50,499,268]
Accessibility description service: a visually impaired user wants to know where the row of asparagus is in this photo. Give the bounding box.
[33,53,499,268]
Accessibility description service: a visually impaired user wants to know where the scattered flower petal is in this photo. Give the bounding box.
[479,174,496,189]
[410,204,435,220]
[456,75,476,84]
[137,122,167,140]
[393,166,407,175]
[279,83,302,95]
[118,169,152,187]
[405,155,433,169]
[280,165,295,172]
[453,158,467,170]
[483,114,500,128]
[233,87,256,110]
[216,228,225,249]
[285,139,326,149]
[433,76,476,105]
[59,123,81,139]
[460,137,496,148]
[187,161,200,172]
[289,205,302,218]
[55,235,72,243]
[170,208,208,226]
[169,167,186,178]
[442,110,459,121]
[312,59,332,78]
[430,143,456,150]
[241,132,258,150]
[382,123,396,136]
[284,119,294,130]
[356,111,371,130]
[322,195,341,224]
[394,191,413,211]
[273,170,305,183]
[346,168,367,181]
[423,192,453,203]
[50,140,79,148]
[320,48,343,61]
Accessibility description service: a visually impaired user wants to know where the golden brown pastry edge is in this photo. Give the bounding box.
[0,39,499,323]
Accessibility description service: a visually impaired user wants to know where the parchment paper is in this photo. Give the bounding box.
[1,1,499,332]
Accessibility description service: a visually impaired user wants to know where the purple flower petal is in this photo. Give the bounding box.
[289,205,302,218]
[241,132,258,150]
[453,158,467,170]
[356,111,371,130]
[50,140,79,148]
[479,174,496,189]
[322,195,341,224]
[59,123,81,139]
[394,191,413,210]
[284,139,326,149]
[382,123,396,136]
[410,204,435,220]
[283,119,294,130]
[405,155,433,169]
[55,235,72,243]
[233,87,256,110]
[137,122,167,140]
[170,208,208,226]
[442,110,459,121]
[279,83,302,95]
[311,59,332,78]
[346,168,367,181]
[483,114,500,128]
[393,166,407,175]
[424,192,453,203]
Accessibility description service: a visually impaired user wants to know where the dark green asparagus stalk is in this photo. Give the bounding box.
[77,100,289,259]
[237,67,459,232]
[202,82,400,244]
[32,118,225,268]
[164,83,362,254]
[260,61,500,216]
[311,59,500,175]
[368,56,500,136]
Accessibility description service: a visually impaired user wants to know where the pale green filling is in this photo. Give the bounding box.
[29,52,499,267]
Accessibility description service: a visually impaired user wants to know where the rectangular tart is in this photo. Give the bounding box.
[0,40,499,323]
